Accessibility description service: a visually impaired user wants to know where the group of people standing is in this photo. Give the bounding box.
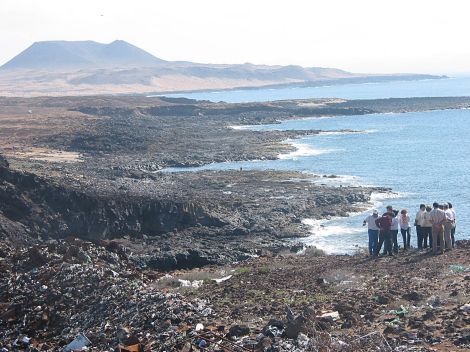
[363,202,456,256]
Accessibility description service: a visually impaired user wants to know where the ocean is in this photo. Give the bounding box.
[157,76,470,103]
[162,77,470,253]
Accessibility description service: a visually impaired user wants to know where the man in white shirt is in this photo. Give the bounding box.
[448,202,456,248]
[363,210,379,255]
[430,202,446,254]
[443,203,454,251]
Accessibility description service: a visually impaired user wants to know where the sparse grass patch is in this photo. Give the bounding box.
[153,275,181,290]
[179,271,215,282]
[235,266,252,275]
[257,266,271,274]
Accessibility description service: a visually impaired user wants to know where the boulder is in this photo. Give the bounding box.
[402,291,425,302]
[285,315,307,339]
[0,154,8,168]
[255,336,272,351]
[228,325,250,338]
[376,294,391,305]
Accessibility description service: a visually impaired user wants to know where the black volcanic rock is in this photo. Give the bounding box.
[0,40,166,70]
[0,154,8,168]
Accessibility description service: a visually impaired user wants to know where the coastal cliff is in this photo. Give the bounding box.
[0,156,222,241]
[0,154,382,270]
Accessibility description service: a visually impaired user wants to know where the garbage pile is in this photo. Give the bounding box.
[0,238,406,352]
[1,238,469,351]
[0,238,214,351]
[165,306,400,352]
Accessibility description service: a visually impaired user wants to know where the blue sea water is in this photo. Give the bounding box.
[157,76,470,103]
[165,109,470,253]
[161,77,470,253]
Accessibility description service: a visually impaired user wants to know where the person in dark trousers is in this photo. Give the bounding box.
[380,205,394,255]
[399,209,411,249]
[414,204,425,249]
[374,210,393,256]
[363,209,380,255]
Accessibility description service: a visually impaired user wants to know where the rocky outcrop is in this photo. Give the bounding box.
[0,154,8,168]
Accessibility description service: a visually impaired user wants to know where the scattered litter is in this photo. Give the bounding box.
[178,279,204,288]
[63,333,91,352]
[212,274,232,283]
[449,264,466,273]
[460,303,470,313]
[387,305,408,317]
[317,311,340,321]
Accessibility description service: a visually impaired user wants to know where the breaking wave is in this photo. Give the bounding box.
[278,142,336,159]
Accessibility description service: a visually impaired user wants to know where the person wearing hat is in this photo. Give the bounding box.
[363,210,379,255]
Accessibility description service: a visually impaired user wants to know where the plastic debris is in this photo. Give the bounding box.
[63,333,91,352]
[212,274,232,283]
[317,311,340,321]
[460,303,470,312]
[449,264,465,273]
[178,279,204,288]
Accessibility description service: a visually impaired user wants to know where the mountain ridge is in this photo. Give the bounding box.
[0,40,166,70]
[0,40,445,97]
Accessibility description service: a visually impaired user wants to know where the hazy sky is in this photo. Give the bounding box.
[1,0,470,74]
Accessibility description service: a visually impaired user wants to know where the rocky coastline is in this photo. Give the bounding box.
[1,95,469,350]
[3,95,470,266]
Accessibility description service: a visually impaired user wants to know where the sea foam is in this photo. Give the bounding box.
[278,142,335,159]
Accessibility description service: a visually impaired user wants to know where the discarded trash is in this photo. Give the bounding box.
[317,311,340,321]
[388,305,408,317]
[263,325,284,338]
[449,264,465,273]
[386,317,401,325]
[197,339,207,348]
[297,333,310,348]
[212,275,232,283]
[196,323,204,331]
[460,303,470,313]
[201,307,212,316]
[117,335,142,352]
[117,343,141,352]
[63,333,91,352]
[0,240,217,351]
[16,336,31,347]
[178,279,204,288]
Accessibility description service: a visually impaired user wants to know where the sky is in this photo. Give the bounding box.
[1,0,470,75]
